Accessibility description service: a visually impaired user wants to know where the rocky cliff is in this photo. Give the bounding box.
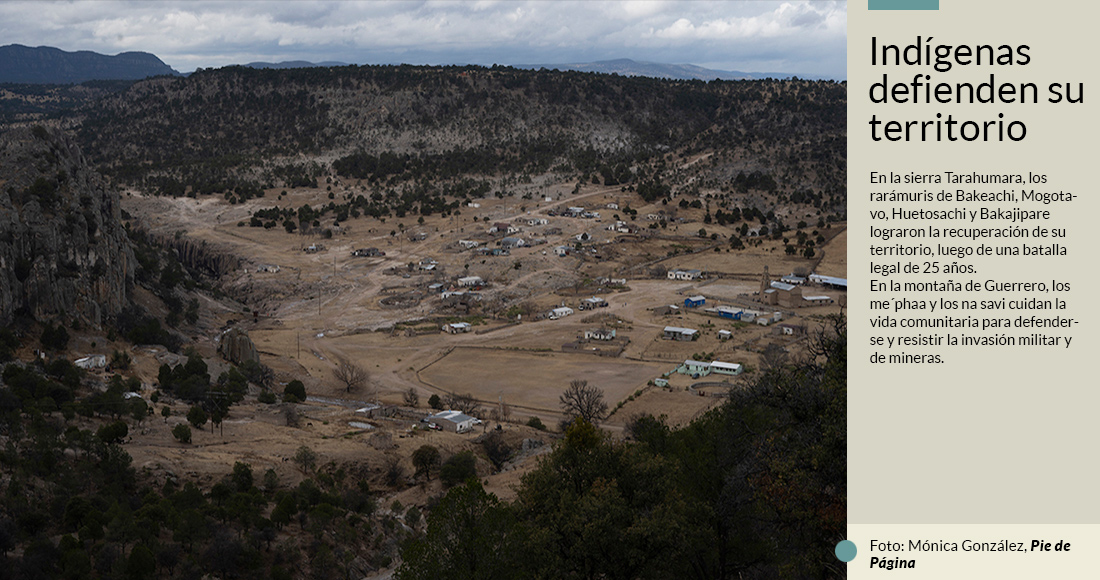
[0,126,134,326]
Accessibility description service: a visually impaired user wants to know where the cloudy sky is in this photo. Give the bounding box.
[1,1,847,78]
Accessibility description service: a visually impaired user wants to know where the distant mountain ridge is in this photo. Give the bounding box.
[243,61,350,70]
[0,45,819,84]
[238,57,821,81]
[0,44,181,84]
[509,58,824,81]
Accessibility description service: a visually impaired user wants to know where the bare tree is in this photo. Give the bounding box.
[761,343,789,371]
[403,387,420,408]
[515,300,538,318]
[332,356,371,395]
[445,392,482,417]
[383,454,407,487]
[559,379,608,425]
[283,404,299,428]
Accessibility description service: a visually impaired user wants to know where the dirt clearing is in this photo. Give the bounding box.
[418,347,667,412]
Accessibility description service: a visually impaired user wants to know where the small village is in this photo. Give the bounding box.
[98,173,846,466]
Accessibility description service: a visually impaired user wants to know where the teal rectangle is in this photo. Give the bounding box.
[869,0,939,9]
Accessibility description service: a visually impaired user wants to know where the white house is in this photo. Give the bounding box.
[457,240,480,250]
[667,269,703,281]
[457,276,484,287]
[809,274,848,289]
[678,359,742,377]
[663,326,698,341]
[584,328,616,341]
[442,322,472,334]
[709,361,743,375]
[427,410,477,433]
[549,307,574,320]
[579,296,607,310]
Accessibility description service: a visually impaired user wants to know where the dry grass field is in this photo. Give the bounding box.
[609,387,725,430]
[418,347,668,412]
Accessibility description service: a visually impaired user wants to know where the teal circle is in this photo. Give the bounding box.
[835,540,857,562]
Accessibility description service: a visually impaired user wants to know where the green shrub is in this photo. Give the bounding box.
[439,451,477,488]
[41,323,69,351]
[96,420,128,444]
[172,423,191,444]
[284,380,306,402]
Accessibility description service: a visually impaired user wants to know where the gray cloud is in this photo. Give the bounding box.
[0,1,846,78]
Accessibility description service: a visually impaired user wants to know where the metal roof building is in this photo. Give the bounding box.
[663,326,698,341]
[809,274,848,289]
[427,410,478,433]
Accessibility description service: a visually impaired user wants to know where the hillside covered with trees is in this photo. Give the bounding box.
[60,64,844,214]
[0,316,844,579]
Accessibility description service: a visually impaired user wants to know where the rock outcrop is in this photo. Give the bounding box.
[217,327,259,365]
[0,126,134,326]
[147,232,241,278]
